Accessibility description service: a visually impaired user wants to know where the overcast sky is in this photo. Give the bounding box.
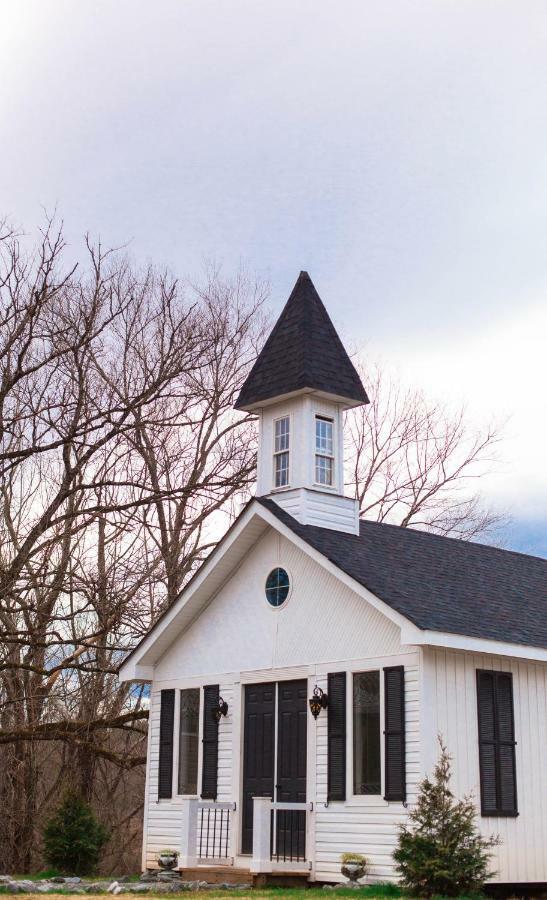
[1,1,546,555]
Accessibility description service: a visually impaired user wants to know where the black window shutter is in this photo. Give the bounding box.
[327,672,346,801]
[158,689,175,799]
[384,665,406,802]
[201,684,219,800]
[477,670,518,816]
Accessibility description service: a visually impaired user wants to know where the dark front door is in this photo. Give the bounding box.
[276,680,307,859]
[241,683,275,854]
[241,679,307,857]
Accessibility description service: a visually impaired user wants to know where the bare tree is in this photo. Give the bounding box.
[347,363,505,539]
[0,219,267,871]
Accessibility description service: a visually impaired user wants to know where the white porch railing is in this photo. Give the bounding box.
[250,797,313,874]
[179,797,311,873]
[179,799,236,868]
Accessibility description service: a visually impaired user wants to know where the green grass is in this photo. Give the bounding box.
[1,881,486,899]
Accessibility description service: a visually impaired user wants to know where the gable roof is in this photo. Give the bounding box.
[119,496,547,681]
[258,497,547,650]
[235,271,369,410]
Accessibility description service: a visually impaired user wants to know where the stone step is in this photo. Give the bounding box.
[178,867,251,886]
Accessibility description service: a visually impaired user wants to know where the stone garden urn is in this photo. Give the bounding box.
[341,854,367,884]
[157,849,178,870]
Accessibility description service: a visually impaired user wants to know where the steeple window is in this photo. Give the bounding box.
[315,416,334,486]
[273,416,290,487]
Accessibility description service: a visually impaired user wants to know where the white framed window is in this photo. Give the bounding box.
[315,415,334,486]
[273,416,290,488]
[352,670,381,796]
[177,688,200,795]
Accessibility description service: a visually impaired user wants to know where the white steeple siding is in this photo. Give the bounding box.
[255,392,360,534]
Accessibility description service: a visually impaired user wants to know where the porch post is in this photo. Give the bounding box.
[249,796,273,873]
[179,798,198,868]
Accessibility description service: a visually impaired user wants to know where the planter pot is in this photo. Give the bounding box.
[157,853,178,870]
[341,862,366,883]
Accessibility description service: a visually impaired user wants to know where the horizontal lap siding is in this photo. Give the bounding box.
[144,683,234,869]
[314,662,420,883]
[425,649,547,884]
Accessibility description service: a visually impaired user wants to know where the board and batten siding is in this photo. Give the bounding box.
[422,647,547,884]
[143,681,234,870]
[313,658,420,882]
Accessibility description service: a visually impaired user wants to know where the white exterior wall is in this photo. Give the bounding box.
[143,527,417,879]
[143,680,235,870]
[422,647,547,884]
[312,658,420,882]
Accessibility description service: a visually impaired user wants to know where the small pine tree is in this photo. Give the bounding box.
[43,792,109,876]
[393,739,499,897]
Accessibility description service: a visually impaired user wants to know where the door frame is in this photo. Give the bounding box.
[234,668,317,871]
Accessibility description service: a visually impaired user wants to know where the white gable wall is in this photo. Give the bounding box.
[155,527,402,680]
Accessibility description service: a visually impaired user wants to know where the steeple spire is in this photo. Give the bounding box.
[235,271,368,412]
[238,272,365,534]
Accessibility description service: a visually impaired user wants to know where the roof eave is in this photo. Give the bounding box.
[402,625,547,662]
[235,386,369,413]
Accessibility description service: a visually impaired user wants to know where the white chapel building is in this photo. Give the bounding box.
[119,272,547,888]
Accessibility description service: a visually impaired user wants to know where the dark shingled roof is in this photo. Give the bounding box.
[258,497,547,649]
[235,271,369,410]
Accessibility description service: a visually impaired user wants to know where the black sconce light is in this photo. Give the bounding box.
[211,697,229,723]
[308,685,328,719]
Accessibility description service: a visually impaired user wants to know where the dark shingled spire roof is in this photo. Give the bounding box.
[235,271,369,410]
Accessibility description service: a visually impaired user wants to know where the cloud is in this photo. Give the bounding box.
[380,298,547,518]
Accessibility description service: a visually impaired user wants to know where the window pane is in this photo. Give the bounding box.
[178,688,200,794]
[315,454,333,486]
[275,451,289,487]
[265,567,290,607]
[275,417,290,452]
[315,417,333,455]
[353,672,381,795]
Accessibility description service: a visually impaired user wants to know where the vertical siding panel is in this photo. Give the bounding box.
[427,650,547,885]
[526,663,540,881]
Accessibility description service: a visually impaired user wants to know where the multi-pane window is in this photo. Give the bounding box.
[178,688,200,794]
[353,671,381,795]
[315,416,334,486]
[274,416,290,488]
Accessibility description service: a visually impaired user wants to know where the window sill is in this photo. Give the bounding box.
[345,795,389,808]
[481,810,519,817]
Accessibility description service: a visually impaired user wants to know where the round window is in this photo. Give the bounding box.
[265,567,290,607]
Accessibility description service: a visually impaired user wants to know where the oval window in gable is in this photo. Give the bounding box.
[265,567,290,608]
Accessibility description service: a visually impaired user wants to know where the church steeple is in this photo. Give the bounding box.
[235,271,368,411]
[236,272,368,534]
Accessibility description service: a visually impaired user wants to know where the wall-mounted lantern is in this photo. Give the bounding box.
[212,697,229,722]
[308,685,328,719]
